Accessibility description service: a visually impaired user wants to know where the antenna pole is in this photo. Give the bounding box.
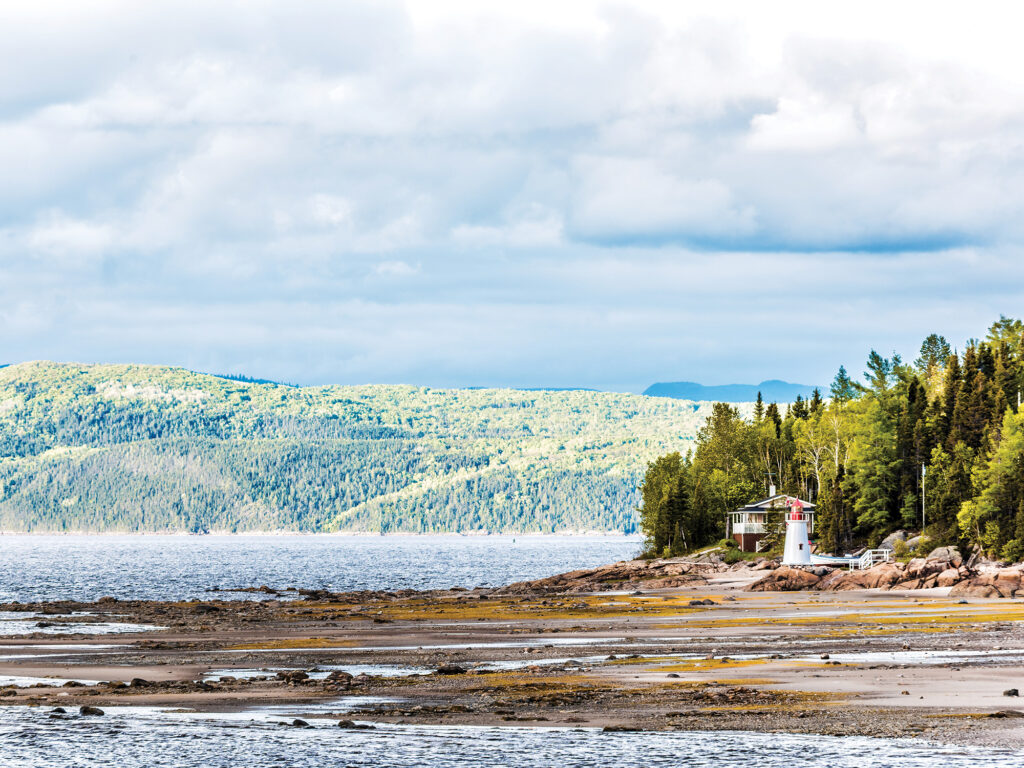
[921,463,926,532]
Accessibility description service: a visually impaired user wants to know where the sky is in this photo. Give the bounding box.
[3,0,1024,392]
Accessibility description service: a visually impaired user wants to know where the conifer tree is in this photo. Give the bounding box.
[809,388,823,415]
[830,366,857,403]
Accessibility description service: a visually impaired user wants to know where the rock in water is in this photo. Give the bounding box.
[1004,689,1020,697]
[79,706,105,716]
[435,665,467,675]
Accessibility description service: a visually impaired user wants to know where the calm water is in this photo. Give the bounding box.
[0,534,640,603]
[0,706,1019,767]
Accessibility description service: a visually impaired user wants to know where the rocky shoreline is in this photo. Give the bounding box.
[497,543,1024,599]
[1,556,1024,749]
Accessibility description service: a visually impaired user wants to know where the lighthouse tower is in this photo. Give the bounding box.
[782,497,812,565]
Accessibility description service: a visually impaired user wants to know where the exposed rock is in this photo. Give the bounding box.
[495,558,711,595]
[290,719,311,728]
[79,706,105,716]
[879,530,908,551]
[949,580,1006,598]
[818,563,905,591]
[936,568,963,588]
[747,566,823,592]
[1004,689,1019,697]
[949,567,1024,598]
[926,546,964,568]
[435,665,467,675]
[337,720,375,730]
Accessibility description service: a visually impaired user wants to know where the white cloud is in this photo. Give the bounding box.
[570,158,756,244]
[748,97,861,152]
[1,1,1024,387]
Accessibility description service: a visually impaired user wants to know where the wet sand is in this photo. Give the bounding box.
[2,565,1024,746]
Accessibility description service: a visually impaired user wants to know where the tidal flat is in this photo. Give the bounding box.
[1,561,1024,753]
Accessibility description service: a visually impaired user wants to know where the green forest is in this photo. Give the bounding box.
[0,362,718,533]
[640,316,1024,561]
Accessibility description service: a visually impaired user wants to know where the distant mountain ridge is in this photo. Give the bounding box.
[643,379,820,403]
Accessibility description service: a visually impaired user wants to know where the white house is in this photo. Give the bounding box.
[727,488,816,552]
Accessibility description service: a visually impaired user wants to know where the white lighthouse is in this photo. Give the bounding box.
[782,497,812,565]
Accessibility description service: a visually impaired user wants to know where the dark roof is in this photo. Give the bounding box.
[735,493,816,512]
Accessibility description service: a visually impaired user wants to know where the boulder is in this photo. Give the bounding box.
[337,720,375,730]
[879,530,908,551]
[994,569,1023,589]
[747,566,823,592]
[949,579,1006,598]
[900,558,948,583]
[936,568,963,588]
[926,546,964,568]
[79,706,105,717]
[820,563,905,591]
[949,568,1024,598]
[435,665,467,675]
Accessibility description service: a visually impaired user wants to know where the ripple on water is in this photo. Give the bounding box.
[0,534,641,602]
[0,619,165,637]
[0,706,1019,767]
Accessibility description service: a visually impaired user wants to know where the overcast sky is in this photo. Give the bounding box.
[3,1,1023,391]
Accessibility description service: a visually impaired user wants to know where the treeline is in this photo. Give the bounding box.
[0,362,716,533]
[640,316,1024,560]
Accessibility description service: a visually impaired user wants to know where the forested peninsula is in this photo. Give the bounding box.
[640,316,1024,563]
[0,362,718,533]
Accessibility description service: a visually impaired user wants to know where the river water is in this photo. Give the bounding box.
[0,705,1019,767]
[0,534,640,602]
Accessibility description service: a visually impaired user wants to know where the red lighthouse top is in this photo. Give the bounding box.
[785,496,806,521]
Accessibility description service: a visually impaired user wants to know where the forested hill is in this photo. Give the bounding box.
[0,362,724,533]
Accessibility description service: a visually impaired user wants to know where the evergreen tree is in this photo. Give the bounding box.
[915,333,951,390]
[830,366,857,403]
[959,410,1024,559]
[809,388,823,415]
[792,395,808,420]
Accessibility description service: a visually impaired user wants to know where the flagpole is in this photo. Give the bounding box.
[921,464,926,532]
